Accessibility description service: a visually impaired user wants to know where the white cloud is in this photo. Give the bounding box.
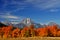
[25,0,60,10]
[0,12,21,24]
[0,12,26,24]
[1,0,60,12]
[50,9,58,12]
[11,22,20,24]
[1,0,27,12]
[0,12,19,19]
[1,15,19,19]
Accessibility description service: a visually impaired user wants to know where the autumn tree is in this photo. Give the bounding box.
[1,25,13,38]
[29,25,36,37]
[56,30,60,37]
[0,28,3,38]
[11,28,20,38]
[46,25,58,37]
[37,28,48,37]
[21,26,29,37]
[24,30,31,37]
[56,28,60,37]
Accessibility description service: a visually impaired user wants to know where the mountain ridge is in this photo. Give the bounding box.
[0,18,60,28]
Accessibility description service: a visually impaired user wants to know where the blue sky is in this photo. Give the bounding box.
[0,0,60,24]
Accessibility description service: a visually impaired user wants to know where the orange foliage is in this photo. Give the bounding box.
[0,24,60,38]
[37,28,48,37]
[23,26,29,31]
[46,25,58,36]
[29,24,34,29]
[57,31,60,37]
[1,25,13,38]
[21,27,29,37]
[12,28,20,37]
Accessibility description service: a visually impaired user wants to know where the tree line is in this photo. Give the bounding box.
[0,24,60,38]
